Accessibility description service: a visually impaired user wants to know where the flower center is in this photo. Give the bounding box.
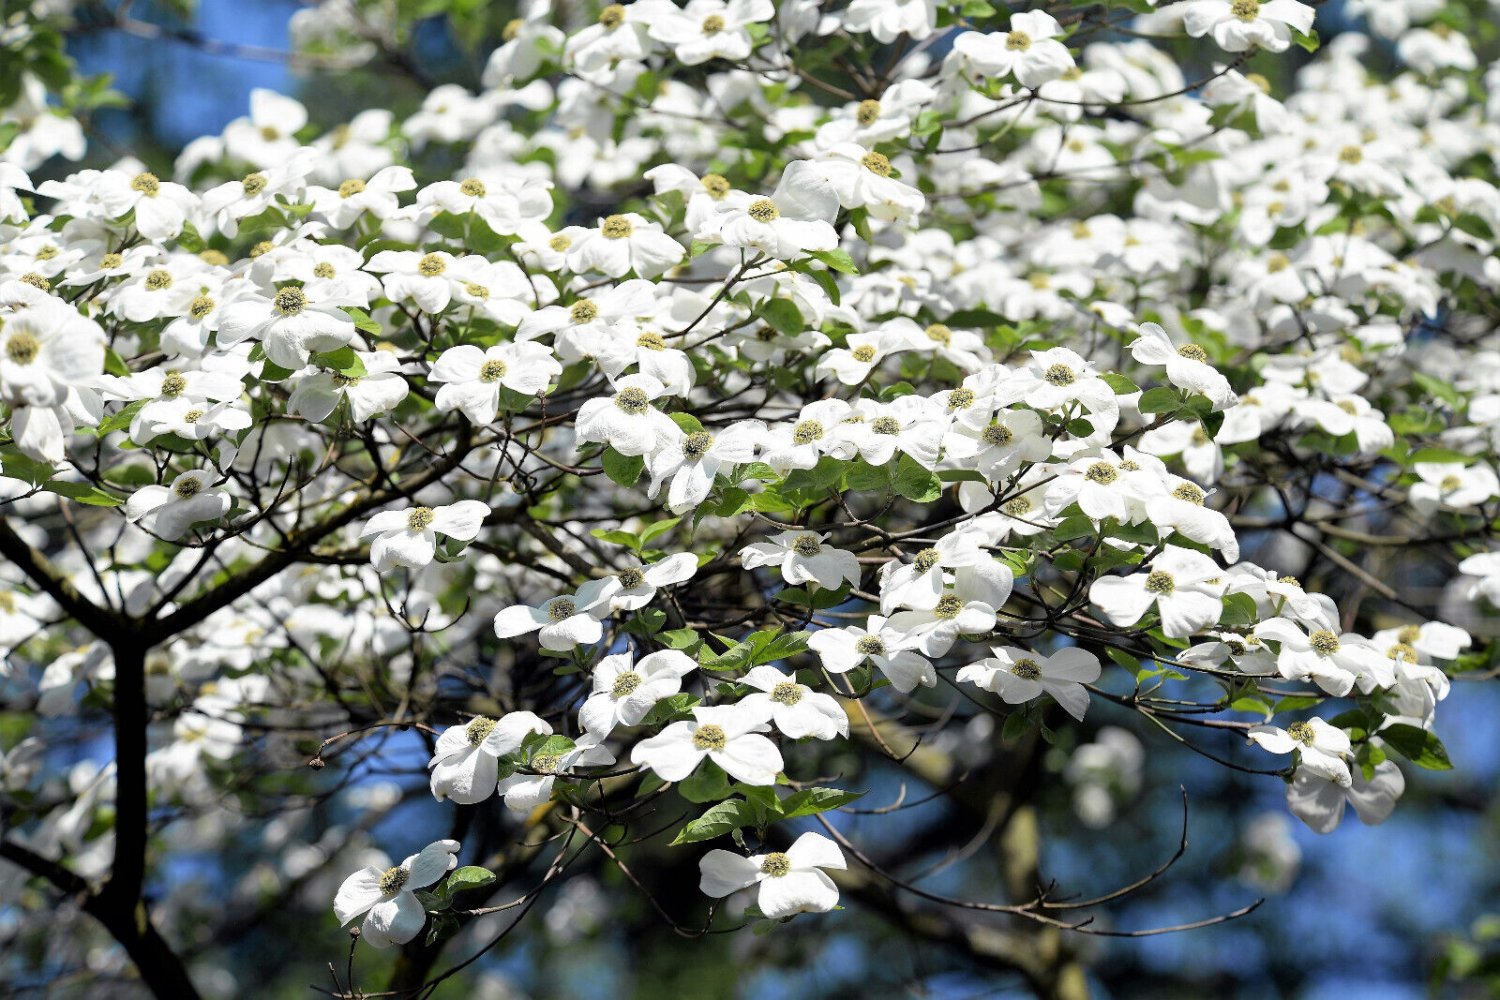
[601,214,634,240]
[982,424,1013,447]
[160,371,188,397]
[570,299,598,323]
[407,507,435,531]
[548,598,577,621]
[611,670,643,697]
[1172,483,1205,504]
[1043,363,1076,386]
[550,234,573,252]
[379,866,409,895]
[599,3,625,28]
[131,172,160,196]
[1145,570,1176,595]
[615,387,651,414]
[182,409,204,423]
[791,533,823,557]
[101,252,124,269]
[479,359,508,383]
[792,419,824,444]
[636,331,667,351]
[1309,630,1340,655]
[925,324,952,345]
[701,13,725,33]
[182,293,214,319]
[683,431,714,458]
[913,548,941,573]
[852,344,877,362]
[1012,658,1042,680]
[1388,642,1418,663]
[502,17,523,41]
[1396,625,1421,644]
[1231,0,1260,20]
[747,198,780,223]
[465,282,489,299]
[174,477,203,499]
[760,852,791,877]
[855,635,886,656]
[1177,344,1210,362]
[250,241,274,258]
[945,390,977,414]
[338,178,366,198]
[692,723,727,751]
[1287,721,1315,746]
[855,99,883,126]
[241,172,268,196]
[466,715,497,745]
[274,286,307,315]
[459,177,486,197]
[1004,496,1033,515]
[871,416,901,435]
[1084,462,1118,485]
[701,173,731,199]
[770,681,802,705]
[418,253,447,277]
[6,332,41,365]
[1006,30,1032,51]
[933,593,963,619]
[617,567,644,589]
[145,269,173,290]
[18,273,48,290]
[861,152,892,176]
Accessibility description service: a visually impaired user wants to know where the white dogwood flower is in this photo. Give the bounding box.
[631,704,783,785]
[698,831,846,919]
[333,839,460,948]
[359,500,489,572]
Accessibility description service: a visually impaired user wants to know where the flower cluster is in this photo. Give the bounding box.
[1,0,1497,987]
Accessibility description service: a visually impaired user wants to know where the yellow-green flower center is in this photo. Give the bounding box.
[748,198,780,223]
[692,723,727,751]
[379,866,409,894]
[601,214,634,239]
[274,286,307,315]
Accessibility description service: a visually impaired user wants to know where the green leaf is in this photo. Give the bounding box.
[602,448,645,487]
[669,412,704,434]
[45,480,124,507]
[312,346,365,378]
[670,799,756,845]
[761,297,804,336]
[640,517,681,546]
[1411,371,1461,409]
[699,638,755,672]
[1380,723,1453,770]
[96,399,147,438]
[893,456,941,502]
[1220,592,1259,627]
[659,627,701,651]
[341,306,382,336]
[779,787,864,819]
[1101,372,1140,395]
[678,761,734,803]
[0,447,53,486]
[1052,515,1095,542]
[1138,387,1180,414]
[591,527,641,550]
[807,248,858,274]
[753,630,810,664]
[1290,26,1320,52]
[444,866,496,894]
